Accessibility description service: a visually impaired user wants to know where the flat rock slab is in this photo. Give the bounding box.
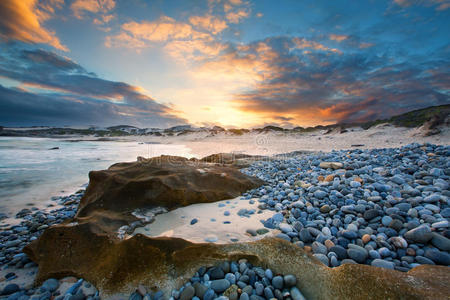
[24,223,450,300]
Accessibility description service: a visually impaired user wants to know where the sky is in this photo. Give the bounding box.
[0,0,449,128]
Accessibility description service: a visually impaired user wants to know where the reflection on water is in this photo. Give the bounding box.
[0,137,194,215]
[134,197,275,244]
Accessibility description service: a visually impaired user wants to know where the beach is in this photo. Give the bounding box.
[0,128,449,300]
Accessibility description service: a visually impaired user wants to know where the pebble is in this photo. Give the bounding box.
[210,279,231,293]
[371,259,395,269]
[284,275,296,287]
[180,286,195,300]
[271,276,284,289]
[313,253,329,266]
[169,261,304,300]
[279,223,293,233]
[390,237,407,248]
[347,248,367,263]
[243,145,448,270]
[42,278,59,292]
[246,229,257,236]
[424,249,450,265]
[431,233,450,251]
[404,226,433,243]
[290,287,306,300]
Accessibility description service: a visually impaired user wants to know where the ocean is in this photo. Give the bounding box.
[0,137,194,216]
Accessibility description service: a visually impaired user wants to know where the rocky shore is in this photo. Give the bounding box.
[0,144,449,300]
[241,143,450,271]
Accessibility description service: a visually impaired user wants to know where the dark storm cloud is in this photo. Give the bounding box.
[0,45,187,127]
[0,85,184,127]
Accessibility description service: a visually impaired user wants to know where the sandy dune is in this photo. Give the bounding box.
[123,123,450,158]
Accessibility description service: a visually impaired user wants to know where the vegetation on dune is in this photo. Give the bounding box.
[362,104,450,129]
[228,128,250,135]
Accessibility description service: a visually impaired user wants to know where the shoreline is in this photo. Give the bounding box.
[1,143,449,299]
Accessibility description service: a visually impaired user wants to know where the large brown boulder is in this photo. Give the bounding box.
[24,223,450,300]
[76,155,264,220]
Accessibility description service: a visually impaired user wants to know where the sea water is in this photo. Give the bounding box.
[0,137,194,216]
[133,197,275,244]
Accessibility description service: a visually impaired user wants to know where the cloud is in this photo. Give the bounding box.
[359,42,374,49]
[329,34,348,42]
[226,9,250,23]
[164,39,228,64]
[105,16,211,51]
[105,14,230,62]
[189,15,228,34]
[0,85,185,127]
[105,0,252,63]
[393,0,450,10]
[293,37,341,53]
[71,0,115,19]
[0,46,187,127]
[0,0,67,51]
[228,37,450,126]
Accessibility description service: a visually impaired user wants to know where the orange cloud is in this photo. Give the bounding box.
[329,34,348,42]
[189,15,228,34]
[0,0,67,51]
[105,15,228,60]
[226,9,250,23]
[71,0,115,19]
[164,39,227,63]
[359,42,374,49]
[293,37,341,53]
[106,16,209,49]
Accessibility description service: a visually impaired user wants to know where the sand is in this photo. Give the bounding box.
[107,123,450,158]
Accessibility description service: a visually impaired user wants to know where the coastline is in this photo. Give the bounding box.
[1,142,449,299]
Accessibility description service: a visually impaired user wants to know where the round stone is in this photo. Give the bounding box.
[362,234,371,244]
[424,249,450,265]
[324,239,335,249]
[272,276,284,289]
[290,287,306,300]
[320,205,331,213]
[264,287,274,299]
[381,216,393,227]
[210,279,231,293]
[390,236,408,248]
[313,253,329,266]
[284,275,296,287]
[347,248,368,263]
[404,225,433,243]
[42,278,59,292]
[239,292,249,300]
[371,259,395,269]
[180,286,195,300]
[264,269,273,280]
[299,228,313,243]
[210,267,225,280]
[312,242,328,255]
[363,209,379,221]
